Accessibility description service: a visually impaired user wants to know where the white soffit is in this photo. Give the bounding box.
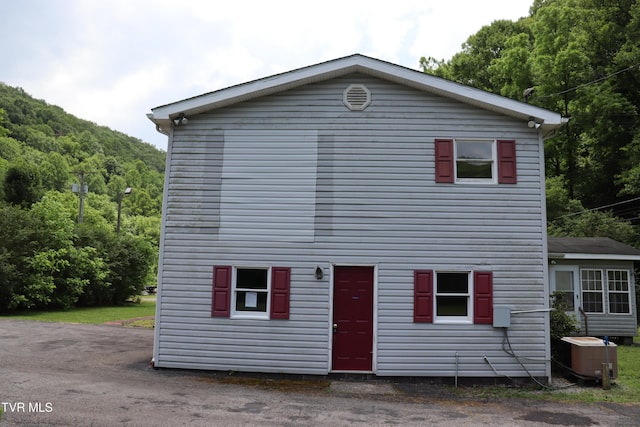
[549,253,640,261]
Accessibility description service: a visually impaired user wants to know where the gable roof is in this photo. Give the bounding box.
[148,53,566,136]
[548,237,640,261]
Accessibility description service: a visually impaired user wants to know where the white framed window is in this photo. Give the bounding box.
[607,269,631,314]
[232,267,271,319]
[454,139,496,183]
[434,271,472,323]
[580,269,604,313]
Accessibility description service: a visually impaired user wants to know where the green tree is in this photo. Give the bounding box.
[0,82,164,312]
[41,152,71,192]
[106,234,155,303]
[548,210,637,245]
[422,19,531,92]
[423,0,640,239]
[0,108,10,137]
[3,160,42,206]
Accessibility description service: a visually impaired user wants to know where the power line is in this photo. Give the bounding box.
[554,196,640,219]
[536,63,640,100]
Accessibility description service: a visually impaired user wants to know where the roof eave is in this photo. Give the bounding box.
[148,54,566,135]
[549,253,640,261]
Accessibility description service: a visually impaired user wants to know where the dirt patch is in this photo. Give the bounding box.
[103,316,154,328]
[518,410,597,426]
[196,375,331,393]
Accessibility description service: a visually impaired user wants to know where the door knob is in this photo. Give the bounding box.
[333,323,338,333]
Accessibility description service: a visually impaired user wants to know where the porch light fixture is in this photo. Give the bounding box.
[315,266,323,280]
[173,112,189,126]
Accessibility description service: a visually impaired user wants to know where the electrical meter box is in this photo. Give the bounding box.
[493,306,511,328]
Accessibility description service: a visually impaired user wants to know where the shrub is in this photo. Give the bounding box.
[550,291,580,340]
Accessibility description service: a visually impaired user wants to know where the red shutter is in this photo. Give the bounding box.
[497,140,517,184]
[435,139,454,183]
[211,266,231,317]
[270,267,291,320]
[474,271,493,324]
[414,270,434,323]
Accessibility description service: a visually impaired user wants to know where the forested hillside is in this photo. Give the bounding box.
[422,0,640,245]
[0,82,165,311]
[2,0,639,312]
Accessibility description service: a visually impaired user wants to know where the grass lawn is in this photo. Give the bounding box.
[0,296,156,325]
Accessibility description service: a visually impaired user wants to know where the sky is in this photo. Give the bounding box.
[1,0,533,151]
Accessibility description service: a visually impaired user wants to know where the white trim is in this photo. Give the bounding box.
[606,269,633,315]
[327,264,334,374]
[549,253,640,261]
[549,265,580,318]
[230,266,271,320]
[433,271,473,324]
[328,263,377,374]
[539,127,551,383]
[343,83,371,111]
[580,268,605,314]
[453,139,497,184]
[372,264,378,374]
[148,54,565,136]
[152,124,175,367]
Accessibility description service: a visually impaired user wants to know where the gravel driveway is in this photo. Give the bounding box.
[1,319,639,426]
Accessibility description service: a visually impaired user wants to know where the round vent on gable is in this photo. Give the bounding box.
[343,84,371,111]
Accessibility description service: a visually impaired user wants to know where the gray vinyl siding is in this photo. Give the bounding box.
[155,73,549,377]
[552,259,638,338]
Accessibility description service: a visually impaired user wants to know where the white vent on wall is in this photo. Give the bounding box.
[343,84,371,111]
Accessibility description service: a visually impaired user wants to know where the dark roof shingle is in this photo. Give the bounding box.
[548,237,640,256]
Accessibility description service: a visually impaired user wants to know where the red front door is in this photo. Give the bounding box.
[332,266,374,371]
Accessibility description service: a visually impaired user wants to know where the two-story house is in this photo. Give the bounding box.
[147,54,566,382]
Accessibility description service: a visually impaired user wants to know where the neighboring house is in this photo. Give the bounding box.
[148,54,566,381]
[548,237,639,343]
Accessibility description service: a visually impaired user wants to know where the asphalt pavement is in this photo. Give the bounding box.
[1,319,638,426]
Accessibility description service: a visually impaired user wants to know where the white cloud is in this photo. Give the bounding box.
[0,0,532,151]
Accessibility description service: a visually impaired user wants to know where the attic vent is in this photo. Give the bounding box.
[343,84,371,111]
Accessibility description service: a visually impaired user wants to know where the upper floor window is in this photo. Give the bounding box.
[435,138,517,184]
[455,140,495,183]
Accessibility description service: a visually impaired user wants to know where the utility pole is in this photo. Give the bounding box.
[116,187,132,233]
[78,172,85,223]
[72,172,88,223]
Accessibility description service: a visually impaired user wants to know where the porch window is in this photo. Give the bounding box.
[607,270,631,314]
[580,269,604,313]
